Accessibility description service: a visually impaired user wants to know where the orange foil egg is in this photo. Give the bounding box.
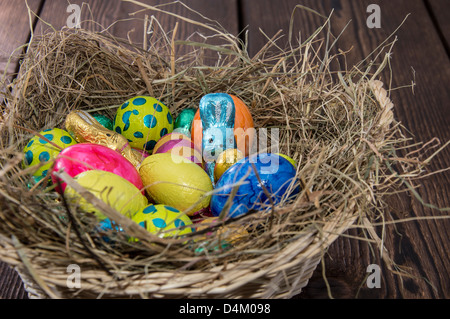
[191,94,255,157]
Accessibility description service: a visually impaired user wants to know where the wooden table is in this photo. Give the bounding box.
[0,0,448,299]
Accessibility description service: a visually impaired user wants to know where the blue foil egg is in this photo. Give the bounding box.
[211,153,300,218]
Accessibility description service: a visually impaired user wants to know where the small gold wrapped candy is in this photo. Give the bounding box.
[213,148,244,182]
[196,217,249,245]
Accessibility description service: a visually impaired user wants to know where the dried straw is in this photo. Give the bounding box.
[0,2,448,299]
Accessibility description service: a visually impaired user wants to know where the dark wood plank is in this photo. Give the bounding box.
[0,0,43,81]
[241,0,450,298]
[0,262,29,299]
[34,0,240,61]
[426,0,450,54]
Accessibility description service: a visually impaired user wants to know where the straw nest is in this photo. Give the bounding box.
[0,4,444,299]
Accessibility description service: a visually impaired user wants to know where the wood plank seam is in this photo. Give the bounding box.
[423,0,450,58]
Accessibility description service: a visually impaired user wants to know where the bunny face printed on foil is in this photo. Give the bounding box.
[199,93,237,183]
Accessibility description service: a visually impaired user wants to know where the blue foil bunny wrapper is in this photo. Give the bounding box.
[199,93,236,184]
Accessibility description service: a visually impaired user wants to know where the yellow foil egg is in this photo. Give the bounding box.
[139,153,213,216]
[64,170,148,221]
[214,149,244,182]
[132,204,194,239]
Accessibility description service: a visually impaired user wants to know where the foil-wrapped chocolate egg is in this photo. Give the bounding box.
[95,218,125,244]
[64,170,148,221]
[22,128,77,182]
[113,96,174,152]
[210,153,300,218]
[152,132,192,154]
[174,108,196,137]
[51,143,143,194]
[276,153,297,168]
[214,148,244,182]
[139,153,213,216]
[195,217,249,244]
[153,134,203,167]
[131,204,195,239]
[92,114,114,131]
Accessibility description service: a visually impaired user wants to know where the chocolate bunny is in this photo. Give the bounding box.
[199,93,237,184]
[65,110,142,168]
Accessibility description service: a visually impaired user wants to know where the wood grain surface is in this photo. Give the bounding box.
[426,0,450,52]
[34,0,240,63]
[0,0,448,299]
[0,0,43,84]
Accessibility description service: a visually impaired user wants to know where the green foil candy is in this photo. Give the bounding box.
[174,108,196,137]
[26,175,46,189]
[92,114,114,131]
[194,240,232,255]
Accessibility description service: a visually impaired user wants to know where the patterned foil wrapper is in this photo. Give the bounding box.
[65,110,142,168]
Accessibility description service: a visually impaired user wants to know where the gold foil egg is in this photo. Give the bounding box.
[213,148,244,182]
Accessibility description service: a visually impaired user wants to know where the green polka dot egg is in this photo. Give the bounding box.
[132,204,194,239]
[22,128,77,181]
[113,96,174,152]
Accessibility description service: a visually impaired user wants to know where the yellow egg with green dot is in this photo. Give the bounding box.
[22,128,77,182]
[131,204,195,239]
[113,96,174,152]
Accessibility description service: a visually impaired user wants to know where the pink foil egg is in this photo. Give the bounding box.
[51,143,144,193]
[153,137,203,167]
[152,132,191,154]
